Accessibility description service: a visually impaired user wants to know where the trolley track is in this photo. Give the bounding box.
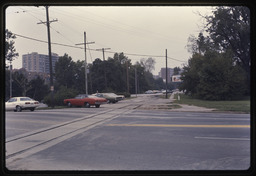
[6,103,142,163]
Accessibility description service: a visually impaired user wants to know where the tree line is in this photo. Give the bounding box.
[45,53,169,105]
[5,50,173,105]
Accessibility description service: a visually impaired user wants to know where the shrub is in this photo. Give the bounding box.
[44,86,78,106]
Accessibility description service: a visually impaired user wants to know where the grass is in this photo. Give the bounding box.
[37,106,67,110]
[173,94,250,113]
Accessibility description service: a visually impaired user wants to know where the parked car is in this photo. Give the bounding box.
[145,90,154,94]
[94,93,123,103]
[5,97,40,112]
[63,94,107,108]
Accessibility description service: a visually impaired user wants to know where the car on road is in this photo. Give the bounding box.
[5,97,40,112]
[94,93,123,103]
[63,94,107,108]
[145,90,154,94]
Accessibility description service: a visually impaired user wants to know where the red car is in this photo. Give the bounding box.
[63,94,107,108]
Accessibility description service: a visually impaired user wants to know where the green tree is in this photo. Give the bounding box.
[205,6,250,80]
[5,29,19,66]
[54,54,76,89]
[180,51,247,100]
[11,69,29,97]
[173,67,181,75]
[26,76,49,101]
[140,58,156,73]
[186,32,213,55]
[73,60,86,93]
[90,58,106,93]
[180,53,203,95]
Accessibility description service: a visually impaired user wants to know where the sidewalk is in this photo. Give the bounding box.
[168,93,216,112]
[136,93,216,112]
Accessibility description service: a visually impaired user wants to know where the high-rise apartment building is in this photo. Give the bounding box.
[22,52,59,74]
[158,68,173,83]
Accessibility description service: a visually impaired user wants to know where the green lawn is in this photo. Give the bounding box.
[173,94,250,113]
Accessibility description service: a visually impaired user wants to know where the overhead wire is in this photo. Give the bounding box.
[11,7,187,64]
[13,33,186,63]
[9,7,186,63]
[18,7,76,45]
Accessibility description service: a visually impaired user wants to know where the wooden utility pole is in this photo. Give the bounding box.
[96,48,111,90]
[96,48,111,61]
[165,49,168,99]
[38,6,57,108]
[9,63,12,98]
[76,32,94,94]
[126,61,129,93]
[135,67,137,97]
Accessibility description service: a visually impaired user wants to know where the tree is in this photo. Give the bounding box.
[183,6,250,98]
[205,6,250,79]
[180,53,203,95]
[180,50,247,100]
[140,58,156,73]
[186,32,213,55]
[73,60,86,93]
[26,76,49,101]
[54,54,76,89]
[11,69,29,97]
[5,29,19,66]
[173,67,181,75]
[5,29,19,98]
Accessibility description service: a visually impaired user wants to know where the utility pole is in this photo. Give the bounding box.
[126,61,129,93]
[9,62,12,98]
[165,49,168,99]
[96,48,111,61]
[135,67,137,97]
[76,32,94,94]
[96,48,111,90]
[38,6,57,108]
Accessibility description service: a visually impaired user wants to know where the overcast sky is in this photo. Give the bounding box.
[5,6,213,75]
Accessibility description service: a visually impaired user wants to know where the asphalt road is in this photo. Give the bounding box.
[5,94,250,171]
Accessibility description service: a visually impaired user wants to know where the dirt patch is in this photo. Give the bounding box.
[137,104,182,110]
[137,103,216,112]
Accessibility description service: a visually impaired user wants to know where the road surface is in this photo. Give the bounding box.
[5,94,250,171]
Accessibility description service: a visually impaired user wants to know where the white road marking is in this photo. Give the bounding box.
[194,136,250,141]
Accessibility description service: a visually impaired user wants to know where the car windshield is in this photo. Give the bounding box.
[7,98,17,102]
[75,95,87,99]
[88,95,98,98]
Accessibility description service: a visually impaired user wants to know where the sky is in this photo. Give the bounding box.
[5,6,213,75]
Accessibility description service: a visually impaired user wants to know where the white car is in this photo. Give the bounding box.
[5,97,40,112]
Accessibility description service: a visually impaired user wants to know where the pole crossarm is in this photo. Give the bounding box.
[37,19,58,25]
[95,48,111,61]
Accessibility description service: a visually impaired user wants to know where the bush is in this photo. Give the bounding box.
[44,86,78,106]
[118,92,131,98]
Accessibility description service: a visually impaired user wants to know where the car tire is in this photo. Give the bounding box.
[67,102,72,107]
[95,104,100,108]
[30,108,35,111]
[84,102,90,108]
[16,106,22,112]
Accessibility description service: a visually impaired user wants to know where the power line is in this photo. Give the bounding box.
[19,8,76,45]
[13,33,186,63]
[13,33,84,49]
